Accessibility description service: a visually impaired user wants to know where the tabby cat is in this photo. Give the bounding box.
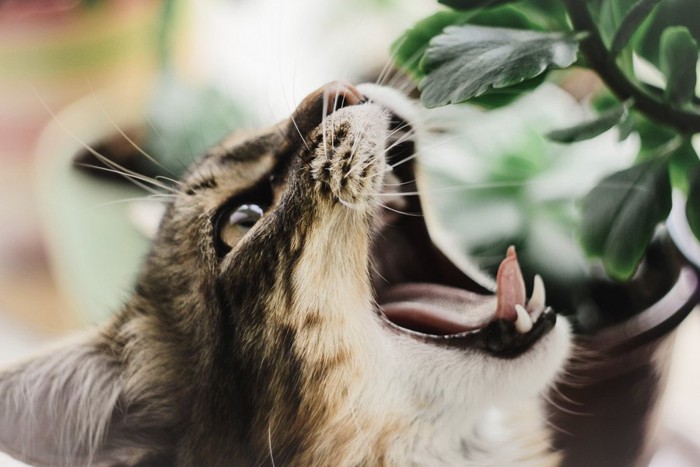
[0,81,571,466]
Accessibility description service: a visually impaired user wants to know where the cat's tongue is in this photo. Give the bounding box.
[379,247,527,335]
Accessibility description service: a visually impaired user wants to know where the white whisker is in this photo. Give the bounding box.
[31,85,178,195]
[84,195,174,211]
[290,114,311,152]
[86,80,183,182]
[74,163,178,195]
[267,423,277,467]
[376,202,422,217]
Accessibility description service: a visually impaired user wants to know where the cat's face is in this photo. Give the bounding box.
[0,82,570,466]
[141,81,571,461]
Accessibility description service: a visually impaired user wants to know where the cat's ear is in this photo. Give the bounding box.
[0,332,168,466]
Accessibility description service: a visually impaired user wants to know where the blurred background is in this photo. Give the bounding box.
[0,0,698,465]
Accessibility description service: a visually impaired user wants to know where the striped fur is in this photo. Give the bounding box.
[0,82,570,466]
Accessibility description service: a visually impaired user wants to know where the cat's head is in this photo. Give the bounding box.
[0,82,570,466]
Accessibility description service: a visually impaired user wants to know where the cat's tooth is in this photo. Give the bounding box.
[528,274,546,322]
[514,304,533,334]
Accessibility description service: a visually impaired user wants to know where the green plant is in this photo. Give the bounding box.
[393,0,700,282]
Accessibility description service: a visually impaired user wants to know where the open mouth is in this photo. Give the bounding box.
[370,111,557,358]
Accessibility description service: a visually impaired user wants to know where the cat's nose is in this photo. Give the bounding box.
[288,80,366,142]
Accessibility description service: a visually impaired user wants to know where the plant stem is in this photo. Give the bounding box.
[563,0,700,135]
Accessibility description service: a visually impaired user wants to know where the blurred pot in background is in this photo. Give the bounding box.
[0,0,187,330]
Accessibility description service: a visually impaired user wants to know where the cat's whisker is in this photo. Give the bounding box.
[538,408,575,438]
[394,74,418,96]
[375,44,401,88]
[383,151,417,172]
[85,79,183,181]
[84,195,173,211]
[384,129,416,153]
[142,113,195,187]
[385,48,422,90]
[73,159,176,195]
[321,92,331,161]
[547,383,584,409]
[331,88,341,145]
[102,113,182,184]
[376,202,423,217]
[385,122,415,141]
[345,129,365,169]
[541,391,591,418]
[267,423,277,467]
[381,178,416,188]
[386,133,465,171]
[369,262,390,286]
[343,149,376,179]
[31,85,178,195]
[371,180,529,198]
[338,197,363,210]
[289,114,311,152]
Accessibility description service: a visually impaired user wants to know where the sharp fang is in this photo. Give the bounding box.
[514,304,533,334]
[528,274,546,322]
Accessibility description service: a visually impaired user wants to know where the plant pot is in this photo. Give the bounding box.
[549,233,700,467]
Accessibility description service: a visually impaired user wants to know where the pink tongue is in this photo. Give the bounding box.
[379,246,527,335]
[495,246,527,321]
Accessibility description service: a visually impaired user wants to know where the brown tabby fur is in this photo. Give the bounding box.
[0,82,569,466]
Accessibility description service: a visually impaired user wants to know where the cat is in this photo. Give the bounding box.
[0,81,571,466]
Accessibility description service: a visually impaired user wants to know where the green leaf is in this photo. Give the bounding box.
[669,139,700,193]
[687,168,700,242]
[464,4,545,30]
[634,0,700,71]
[594,0,638,74]
[439,0,515,10]
[391,6,544,81]
[660,26,699,109]
[468,73,547,109]
[617,108,636,141]
[419,26,578,107]
[632,112,676,153]
[595,0,638,46]
[580,160,672,281]
[547,103,628,143]
[391,11,471,80]
[611,0,663,56]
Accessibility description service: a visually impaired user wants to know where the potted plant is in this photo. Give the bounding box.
[390,0,700,465]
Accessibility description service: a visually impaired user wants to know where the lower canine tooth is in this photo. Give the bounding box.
[514,304,533,334]
[527,274,546,319]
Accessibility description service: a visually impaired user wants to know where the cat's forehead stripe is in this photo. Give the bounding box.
[184,133,283,195]
[185,177,218,195]
[218,133,283,163]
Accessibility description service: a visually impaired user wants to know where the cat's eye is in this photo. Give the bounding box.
[216,203,264,252]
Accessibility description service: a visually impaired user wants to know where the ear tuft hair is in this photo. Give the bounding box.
[0,333,156,466]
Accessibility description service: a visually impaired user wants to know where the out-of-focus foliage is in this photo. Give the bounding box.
[394,0,700,285]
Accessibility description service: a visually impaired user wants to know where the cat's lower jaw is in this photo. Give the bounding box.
[306,318,569,466]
